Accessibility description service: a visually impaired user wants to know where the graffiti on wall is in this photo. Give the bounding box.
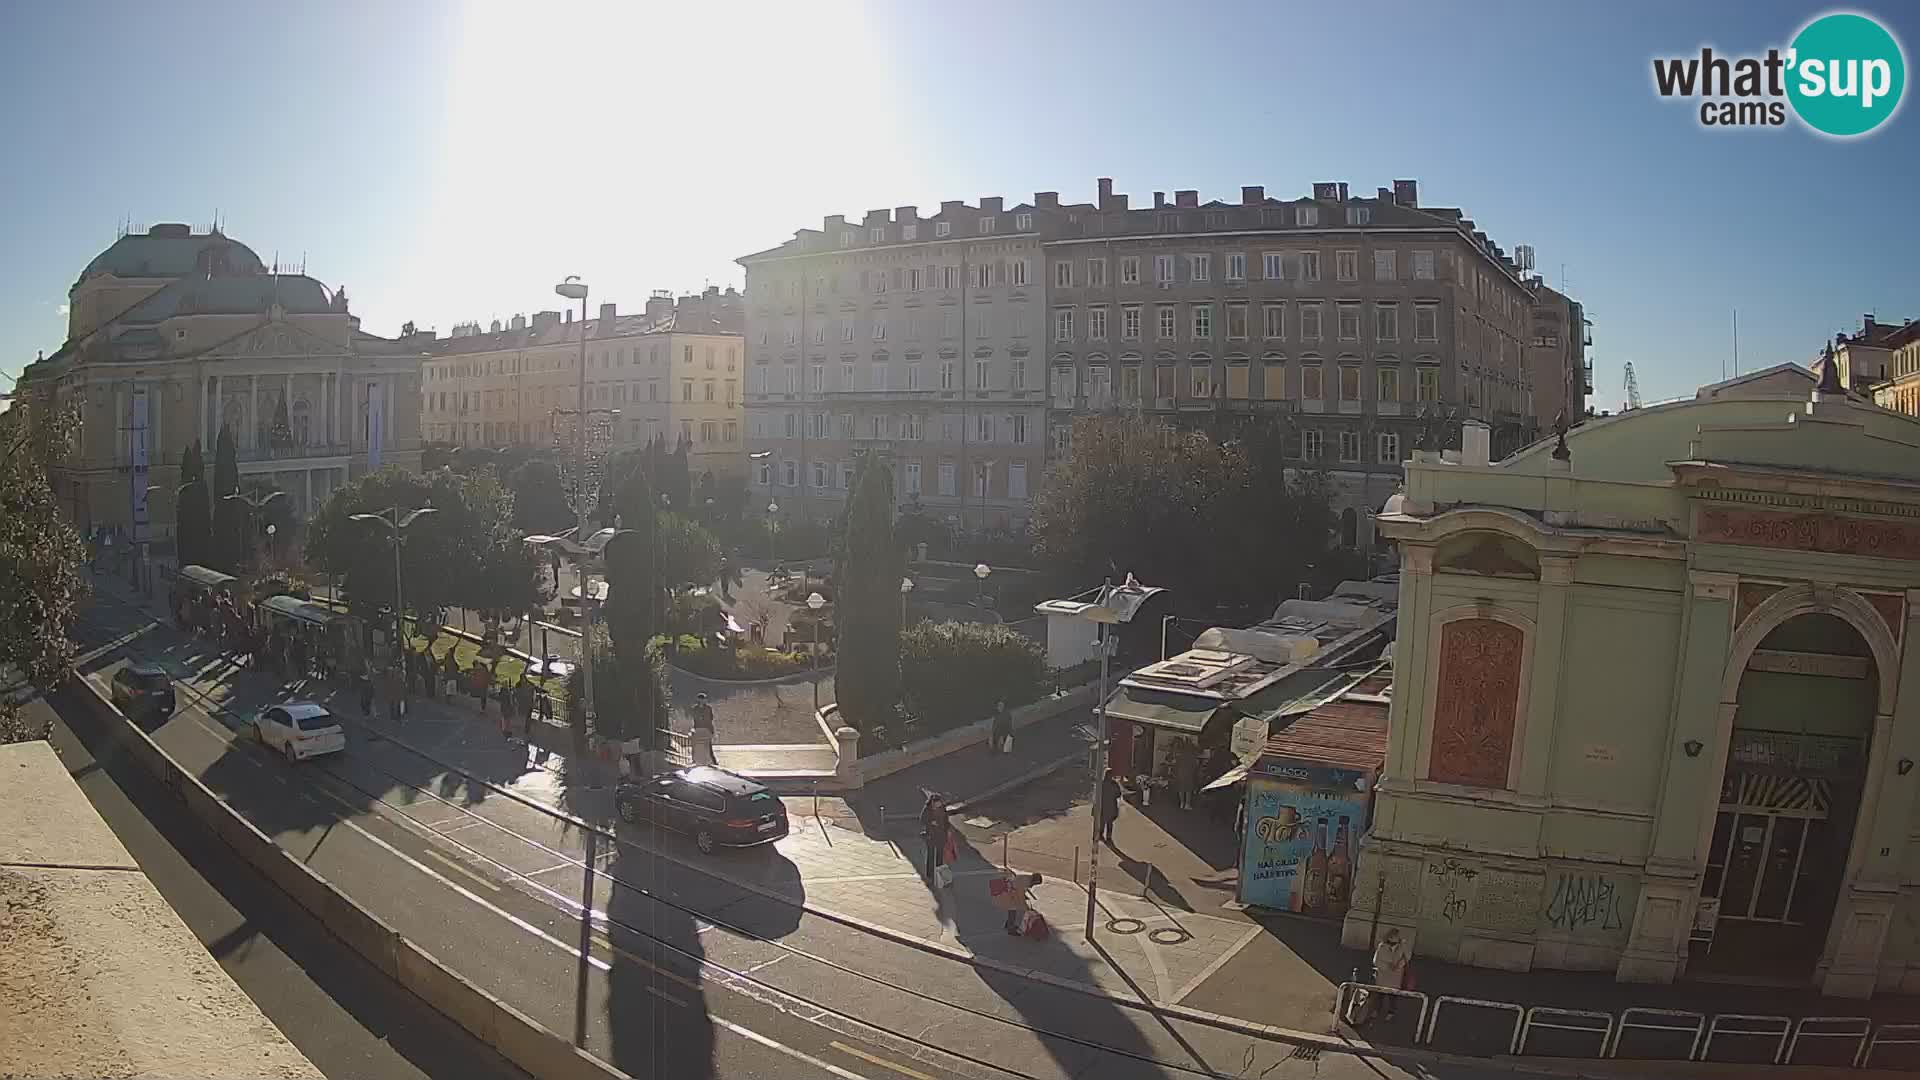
[1543,871,1633,936]
[1423,857,1479,925]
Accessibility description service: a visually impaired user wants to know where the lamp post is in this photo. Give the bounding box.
[555,275,598,731]
[350,507,438,678]
[767,500,779,565]
[973,562,992,607]
[222,488,285,568]
[806,591,826,712]
[900,576,914,623]
[1073,573,1160,941]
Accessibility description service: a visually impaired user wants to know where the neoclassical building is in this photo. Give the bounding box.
[18,224,423,544]
[1350,369,1920,997]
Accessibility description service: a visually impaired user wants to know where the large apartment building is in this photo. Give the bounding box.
[740,179,1561,548]
[1526,282,1591,424]
[421,287,748,485]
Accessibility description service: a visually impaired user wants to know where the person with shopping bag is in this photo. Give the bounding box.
[990,700,1012,755]
[989,870,1043,935]
[920,793,953,886]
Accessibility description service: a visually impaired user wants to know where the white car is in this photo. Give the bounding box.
[253,702,346,762]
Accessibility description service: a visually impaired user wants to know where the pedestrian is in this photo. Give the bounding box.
[992,870,1043,935]
[691,692,715,733]
[500,670,519,741]
[919,792,952,883]
[1097,770,1124,845]
[1369,928,1412,1021]
[470,659,492,714]
[1174,744,1200,811]
[359,671,375,718]
[990,699,1012,755]
[516,677,536,739]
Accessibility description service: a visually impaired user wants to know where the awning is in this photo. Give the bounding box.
[260,594,342,628]
[176,565,238,590]
[1202,759,1253,791]
[1102,685,1224,734]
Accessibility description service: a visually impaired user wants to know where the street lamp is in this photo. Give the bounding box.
[767,499,779,564]
[806,591,826,713]
[222,488,286,568]
[973,562,992,606]
[900,576,914,623]
[351,507,439,678]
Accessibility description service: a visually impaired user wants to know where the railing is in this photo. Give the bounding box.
[1729,730,1864,776]
[236,442,352,463]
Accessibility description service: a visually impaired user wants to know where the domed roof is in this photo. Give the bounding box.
[78,225,266,283]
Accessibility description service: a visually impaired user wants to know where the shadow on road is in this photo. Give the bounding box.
[603,848,716,1078]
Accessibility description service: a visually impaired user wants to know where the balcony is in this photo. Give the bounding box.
[821,388,941,402]
[236,442,353,464]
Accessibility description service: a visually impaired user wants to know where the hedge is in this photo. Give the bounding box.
[899,620,1046,734]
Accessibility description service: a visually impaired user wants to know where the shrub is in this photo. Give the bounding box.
[899,620,1046,735]
[671,642,811,680]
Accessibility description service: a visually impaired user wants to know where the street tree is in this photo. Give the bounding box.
[0,399,89,698]
[657,512,724,590]
[176,441,210,568]
[507,457,574,535]
[834,460,903,731]
[210,426,241,572]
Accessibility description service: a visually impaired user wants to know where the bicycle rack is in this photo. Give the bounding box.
[1700,1013,1790,1064]
[1606,1007,1706,1060]
[1783,1017,1870,1066]
[1421,995,1524,1055]
[1518,1006,1613,1058]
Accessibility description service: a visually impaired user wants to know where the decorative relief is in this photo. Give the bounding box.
[1698,507,1920,561]
[1736,582,1783,629]
[1866,593,1905,644]
[1430,618,1524,789]
[1702,488,1920,521]
[1747,649,1871,679]
[1436,534,1540,580]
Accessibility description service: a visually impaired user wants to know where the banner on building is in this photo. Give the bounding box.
[1238,762,1371,918]
[129,387,150,543]
[366,381,384,472]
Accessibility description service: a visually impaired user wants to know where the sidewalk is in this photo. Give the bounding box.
[849,702,1094,826]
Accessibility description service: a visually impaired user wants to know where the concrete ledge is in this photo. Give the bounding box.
[853,683,1095,786]
[63,674,633,1080]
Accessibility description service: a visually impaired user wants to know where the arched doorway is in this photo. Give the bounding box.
[1699,613,1876,981]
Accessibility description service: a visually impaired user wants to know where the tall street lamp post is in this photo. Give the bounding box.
[900,576,914,624]
[350,507,438,680]
[767,500,779,565]
[974,561,992,607]
[806,591,826,713]
[221,488,286,568]
[555,275,596,727]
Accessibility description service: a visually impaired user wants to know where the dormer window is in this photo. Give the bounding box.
[935,221,952,237]
[870,227,886,243]
[978,216,996,234]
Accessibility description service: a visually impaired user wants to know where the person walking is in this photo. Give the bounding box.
[691,693,715,733]
[515,676,536,743]
[1174,744,1200,811]
[990,700,1012,755]
[1097,770,1124,845]
[499,668,519,741]
[470,659,493,715]
[993,870,1043,935]
[919,793,952,884]
[1369,928,1412,1021]
[359,669,375,719]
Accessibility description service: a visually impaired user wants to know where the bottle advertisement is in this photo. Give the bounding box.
[1238,761,1371,918]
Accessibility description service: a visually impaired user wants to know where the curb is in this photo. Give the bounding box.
[665,662,834,688]
[949,749,1087,814]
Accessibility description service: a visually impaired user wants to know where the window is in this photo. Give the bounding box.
[908,267,923,291]
[812,461,829,488]
[1375,303,1399,342]
[971,263,994,289]
[973,464,989,498]
[1338,430,1360,462]
[705,380,716,402]
[1227,303,1249,340]
[1300,303,1323,341]
[1015,212,1033,230]
[808,411,827,438]
[1339,365,1361,401]
[975,413,994,442]
[724,420,738,443]
[941,265,959,290]
[1378,431,1400,463]
[1054,308,1074,342]
[1088,258,1106,287]
[757,460,773,486]
[870,227,885,243]
[1300,251,1321,281]
[1263,252,1284,280]
[1051,365,1075,403]
[938,463,956,495]
[1120,256,1140,285]
[943,308,958,337]
[1302,364,1324,400]
[1010,413,1028,444]
[1010,359,1026,390]
[1120,365,1141,403]
[1154,255,1175,284]
[808,364,823,392]
[1417,366,1440,402]
[903,224,918,241]
[1337,304,1360,341]
[1010,258,1030,287]
[1192,304,1212,339]
[840,321,853,343]
[839,361,855,390]
[1191,364,1213,400]
[935,221,952,237]
[1189,253,1211,282]
[839,232,855,247]
[1336,250,1358,282]
[1377,366,1399,402]
[940,361,956,390]
[1263,303,1285,340]
[1157,305,1177,339]
[702,420,718,442]
[786,325,799,345]
[1122,305,1141,340]
[901,413,920,440]
[977,216,996,234]
[873,317,887,341]
[1413,250,1435,280]
[906,362,921,390]
[838,412,854,439]
[870,361,887,391]
[1415,303,1439,342]
[904,462,921,494]
[1220,252,1245,283]
[1347,206,1371,226]
[782,459,798,486]
[685,378,697,401]
[1008,462,1028,499]
[1374,250,1396,282]
[1054,261,1073,288]
[838,462,854,489]
[653,379,665,401]
[1089,306,1108,341]
[974,358,991,389]
[1302,428,1323,459]
[1296,205,1320,226]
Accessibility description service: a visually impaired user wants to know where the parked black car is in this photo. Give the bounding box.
[110,663,176,720]
[614,766,789,853]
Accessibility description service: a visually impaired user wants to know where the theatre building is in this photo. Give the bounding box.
[1350,370,1920,997]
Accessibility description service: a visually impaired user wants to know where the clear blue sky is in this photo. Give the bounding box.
[3,0,1915,405]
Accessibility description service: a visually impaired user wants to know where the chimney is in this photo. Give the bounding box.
[895,205,918,223]
[597,302,617,333]
[511,313,527,331]
[1097,177,1114,204]
[563,309,573,324]
[863,209,890,227]
[1241,185,1264,205]
[1337,182,1349,202]
[1035,191,1059,208]
[1461,420,1491,466]
[824,213,846,232]
[1111,194,1128,211]
[645,291,673,322]
[1175,190,1198,208]
[1393,179,1419,207]
[1153,191,1167,209]
[705,285,719,299]
[981,196,1003,213]
[1378,187,1391,200]
[939,200,963,216]
[532,311,560,333]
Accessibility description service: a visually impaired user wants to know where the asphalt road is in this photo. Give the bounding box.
[27,691,527,1080]
[67,591,1538,1080]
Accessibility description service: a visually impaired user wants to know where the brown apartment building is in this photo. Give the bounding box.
[740,179,1566,550]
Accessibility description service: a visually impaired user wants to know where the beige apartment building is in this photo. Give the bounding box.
[421,288,748,485]
[17,224,423,542]
[737,204,1049,531]
[1526,282,1590,425]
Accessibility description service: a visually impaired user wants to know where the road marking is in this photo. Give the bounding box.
[719,1019,875,1080]
[525,861,577,877]
[589,932,702,991]
[423,846,501,892]
[1170,922,1264,1006]
[644,984,688,1008]
[830,1040,936,1080]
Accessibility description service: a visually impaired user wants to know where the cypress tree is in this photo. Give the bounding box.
[210,426,241,572]
[175,443,209,568]
[834,461,902,729]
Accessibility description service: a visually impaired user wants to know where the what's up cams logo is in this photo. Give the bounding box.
[1653,11,1906,137]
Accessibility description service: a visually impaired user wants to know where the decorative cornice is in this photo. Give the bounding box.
[1694,486,1920,521]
